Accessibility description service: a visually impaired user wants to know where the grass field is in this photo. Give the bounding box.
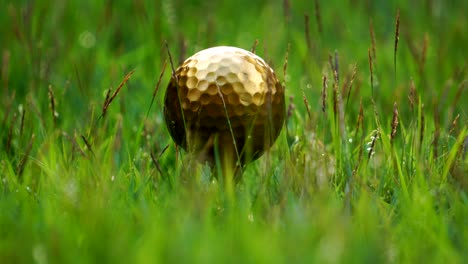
[1,0,467,263]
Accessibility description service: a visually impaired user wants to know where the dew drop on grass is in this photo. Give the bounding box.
[79,31,96,48]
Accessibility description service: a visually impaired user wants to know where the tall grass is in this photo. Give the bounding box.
[1,0,467,263]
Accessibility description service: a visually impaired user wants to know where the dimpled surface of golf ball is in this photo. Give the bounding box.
[164,46,285,165]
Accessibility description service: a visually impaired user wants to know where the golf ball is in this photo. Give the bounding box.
[164,46,285,166]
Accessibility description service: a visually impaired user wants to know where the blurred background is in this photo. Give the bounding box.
[1,0,466,122]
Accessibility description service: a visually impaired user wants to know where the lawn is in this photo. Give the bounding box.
[1,0,467,263]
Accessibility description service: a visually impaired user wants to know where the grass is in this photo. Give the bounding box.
[1,0,467,263]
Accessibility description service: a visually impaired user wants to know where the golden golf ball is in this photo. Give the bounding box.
[164,46,285,167]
